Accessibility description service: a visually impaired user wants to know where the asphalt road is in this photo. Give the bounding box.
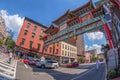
[16,62,106,80]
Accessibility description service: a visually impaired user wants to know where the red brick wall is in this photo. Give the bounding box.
[44,42,61,57]
[16,19,46,53]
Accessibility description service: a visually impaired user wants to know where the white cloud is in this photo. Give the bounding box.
[86,31,104,40]
[0,10,24,40]
[85,45,88,50]
[87,44,102,53]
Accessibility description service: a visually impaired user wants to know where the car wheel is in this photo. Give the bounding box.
[41,65,45,69]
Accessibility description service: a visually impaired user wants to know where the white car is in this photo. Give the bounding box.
[36,60,59,69]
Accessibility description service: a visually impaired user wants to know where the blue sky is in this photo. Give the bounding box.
[0,0,106,52]
[0,0,98,26]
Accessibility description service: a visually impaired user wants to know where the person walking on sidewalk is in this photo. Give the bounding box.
[96,60,99,70]
[8,51,12,64]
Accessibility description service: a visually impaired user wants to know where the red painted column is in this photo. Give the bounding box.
[78,17,82,23]
[89,12,94,19]
[104,24,114,49]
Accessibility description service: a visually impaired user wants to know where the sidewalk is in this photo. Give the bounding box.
[112,77,120,80]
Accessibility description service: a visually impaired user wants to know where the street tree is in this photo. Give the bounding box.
[101,44,110,59]
[0,38,4,47]
[79,56,84,63]
[91,56,98,62]
[5,36,15,50]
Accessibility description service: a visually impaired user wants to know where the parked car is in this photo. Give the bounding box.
[28,58,40,66]
[23,56,32,64]
[67,62,79,68]
[23,59,29,64]
[36,60,59,69]
[23,56,40,65]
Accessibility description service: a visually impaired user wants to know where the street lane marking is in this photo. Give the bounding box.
[70,66,96,80]
[24,64,28,68]
[13,60,17,78]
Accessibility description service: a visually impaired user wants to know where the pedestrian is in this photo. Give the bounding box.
[13,53,16,59]
[18,52,21,60]
[8,51,12,64]
[96,60,99,70]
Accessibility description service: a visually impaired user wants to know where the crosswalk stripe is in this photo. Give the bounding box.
[0,71,14,79]
[0,61,15,68]
[0,63,14,71]
[0,66,14,74]
[0,53,17,79]
[13,60,17,78]
[0,57,8,62]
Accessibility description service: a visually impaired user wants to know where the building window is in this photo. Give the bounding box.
[68,52,69,56]
[62,50,64,55]
[37,43,41,50]
[26,23,31,28]
[56,49,58,54]
[65,51,67,56]
[72,48,73,51]
[62,44,64,49]
[24,30,28,35]
[40,29,44,34]
[29,41,33,48]
[32,33,35,38]
[65,45,67,49]
[34,26,37,31]
[57,43,59,46]
[70,47,71,51]
[45,47,48,52]
[21,38,25,45]
[68,46,69,50]
[70,53,72,56]
[49,47,52,53]
[39,35,42,40]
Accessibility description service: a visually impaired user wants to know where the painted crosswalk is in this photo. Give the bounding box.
[0,53,17,80]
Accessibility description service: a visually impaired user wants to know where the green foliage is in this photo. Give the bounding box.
[91,56,98,62]
[79,56,84,63]
[101,44,110,58]
[0,38,4,46]
[5,36,15,50]
[108,69,116,79]
[107,68,120,79]
[118,68,120,76]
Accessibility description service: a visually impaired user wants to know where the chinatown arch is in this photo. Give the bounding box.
[41,1,114,61]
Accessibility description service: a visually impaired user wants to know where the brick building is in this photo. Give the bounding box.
[0,16,7,41]
[43,25,77,63]
[16,17,47,57]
